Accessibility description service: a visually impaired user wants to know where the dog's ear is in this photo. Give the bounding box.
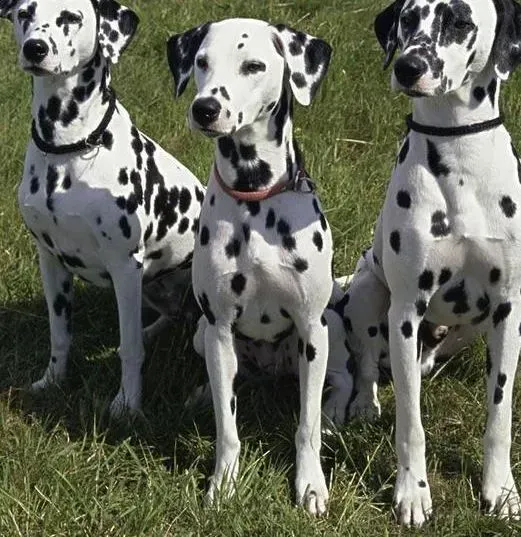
[0,0,17,20]
[166,23,211,98]
[375,0,405,69]
[97,0,139,64]
[491,0,521,80]
[272,24,332,106]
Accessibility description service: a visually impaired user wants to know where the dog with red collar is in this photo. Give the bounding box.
[0,0,205,416]
[167,18,343,515]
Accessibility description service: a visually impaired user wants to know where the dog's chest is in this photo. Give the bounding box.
[379,130,521,325]
[193,182,333,340]
[18,144,142,285]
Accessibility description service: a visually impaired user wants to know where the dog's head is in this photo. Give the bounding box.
[0,0,138,76]
[166,18,332,137]
[375,0,521,97]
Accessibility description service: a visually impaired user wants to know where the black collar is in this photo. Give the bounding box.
[406,113,503,137]
[32,88,117,155]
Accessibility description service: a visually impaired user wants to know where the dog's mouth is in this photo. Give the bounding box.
[198,128,222,138]
[23,65,53,76]
[402,88,429,98]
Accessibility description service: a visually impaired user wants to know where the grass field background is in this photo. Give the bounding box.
[1,0,521,535]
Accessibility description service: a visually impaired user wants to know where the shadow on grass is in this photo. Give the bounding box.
[0,285,321,491]
[0,284,492,507]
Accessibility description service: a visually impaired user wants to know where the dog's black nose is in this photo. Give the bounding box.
[394,56,427,88]
[191,97,222,128]
[23,39,49,64]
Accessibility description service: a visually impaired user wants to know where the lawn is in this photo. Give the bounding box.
[1,0,521,535]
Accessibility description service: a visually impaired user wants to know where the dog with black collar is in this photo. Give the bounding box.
[369,0,521,526]
[166,18,342,514]
[0,0,205,416]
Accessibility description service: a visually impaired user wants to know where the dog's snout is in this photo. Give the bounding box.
[394,56,427,88]
[192,97,222,128]
[23,39,49,64]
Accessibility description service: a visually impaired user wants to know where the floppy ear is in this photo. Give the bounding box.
[374,0,405,69]
[491,0,521,80]
[272,24,332,106]
[97,0,139,64]
[0,0,17,20]
[166,23,211,98]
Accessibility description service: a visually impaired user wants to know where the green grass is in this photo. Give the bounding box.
[1,0,521,535]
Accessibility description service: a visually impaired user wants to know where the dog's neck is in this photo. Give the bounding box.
[411,65,501,128]
[214,83,302,192]
[31,48,113,147]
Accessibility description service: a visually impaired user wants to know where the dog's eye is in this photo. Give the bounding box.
[454,19,473,30]
[400,11,419,31]
[241,61,266,75]
[196,56,209,71]
[59,11,83,25]
[18,10,31,20]
[63,13,82,24]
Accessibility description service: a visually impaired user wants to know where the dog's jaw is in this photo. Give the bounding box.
[409,62,501,128]
[212,82,302,193]
[31,48,113,148]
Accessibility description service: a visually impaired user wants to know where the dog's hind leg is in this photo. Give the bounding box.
[482,301,521,518]
[322,308,354,429]
[204,321,241,503]
[108,261,145,417]
[142,315,171,344]
[31,246,73,390]
[295,317,329,515]
[389,300,432,527]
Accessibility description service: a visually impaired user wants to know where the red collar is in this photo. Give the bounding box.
[212,166,310,202]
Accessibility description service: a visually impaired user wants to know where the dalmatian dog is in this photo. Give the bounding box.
[339,245,479,420]
[167,18,337,515]
[0,0,205,416]
[372,0,521,526]
[191,281,354,429]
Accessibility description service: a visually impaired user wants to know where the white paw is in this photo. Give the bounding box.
[184,383,212,409]
[349,392,381,421]
[420,354,435,376]
[483,474,521,519]
[394,468,432,527]
[322,393,348,429]
[205,467,238,506]
[30,368,64,391]
[296,456,329,516]
[109,388,141,418]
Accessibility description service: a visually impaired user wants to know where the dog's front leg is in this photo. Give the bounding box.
[204,322,241,503]
[295,318,329,515]
[108,261,144,417]
[389,302,432,527]
[482,302,521,518]
[32,246,73,390]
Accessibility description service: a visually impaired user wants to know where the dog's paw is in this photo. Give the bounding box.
[205,468,238,506]
[109,389,141,419]
[394,468,432,527]
[296,456,329,516]
[349,392,381,421]
[482,474,521,519]
[30,368,64,391]
[322,393,348,430]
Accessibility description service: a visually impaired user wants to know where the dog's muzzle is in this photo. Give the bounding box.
[394,55,428,89]
[191,97,222,129]
[23,39,49,64]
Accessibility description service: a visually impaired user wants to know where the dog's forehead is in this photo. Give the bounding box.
[403,0,494,20]
[202,18,275,57]
[19,0,94,15]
